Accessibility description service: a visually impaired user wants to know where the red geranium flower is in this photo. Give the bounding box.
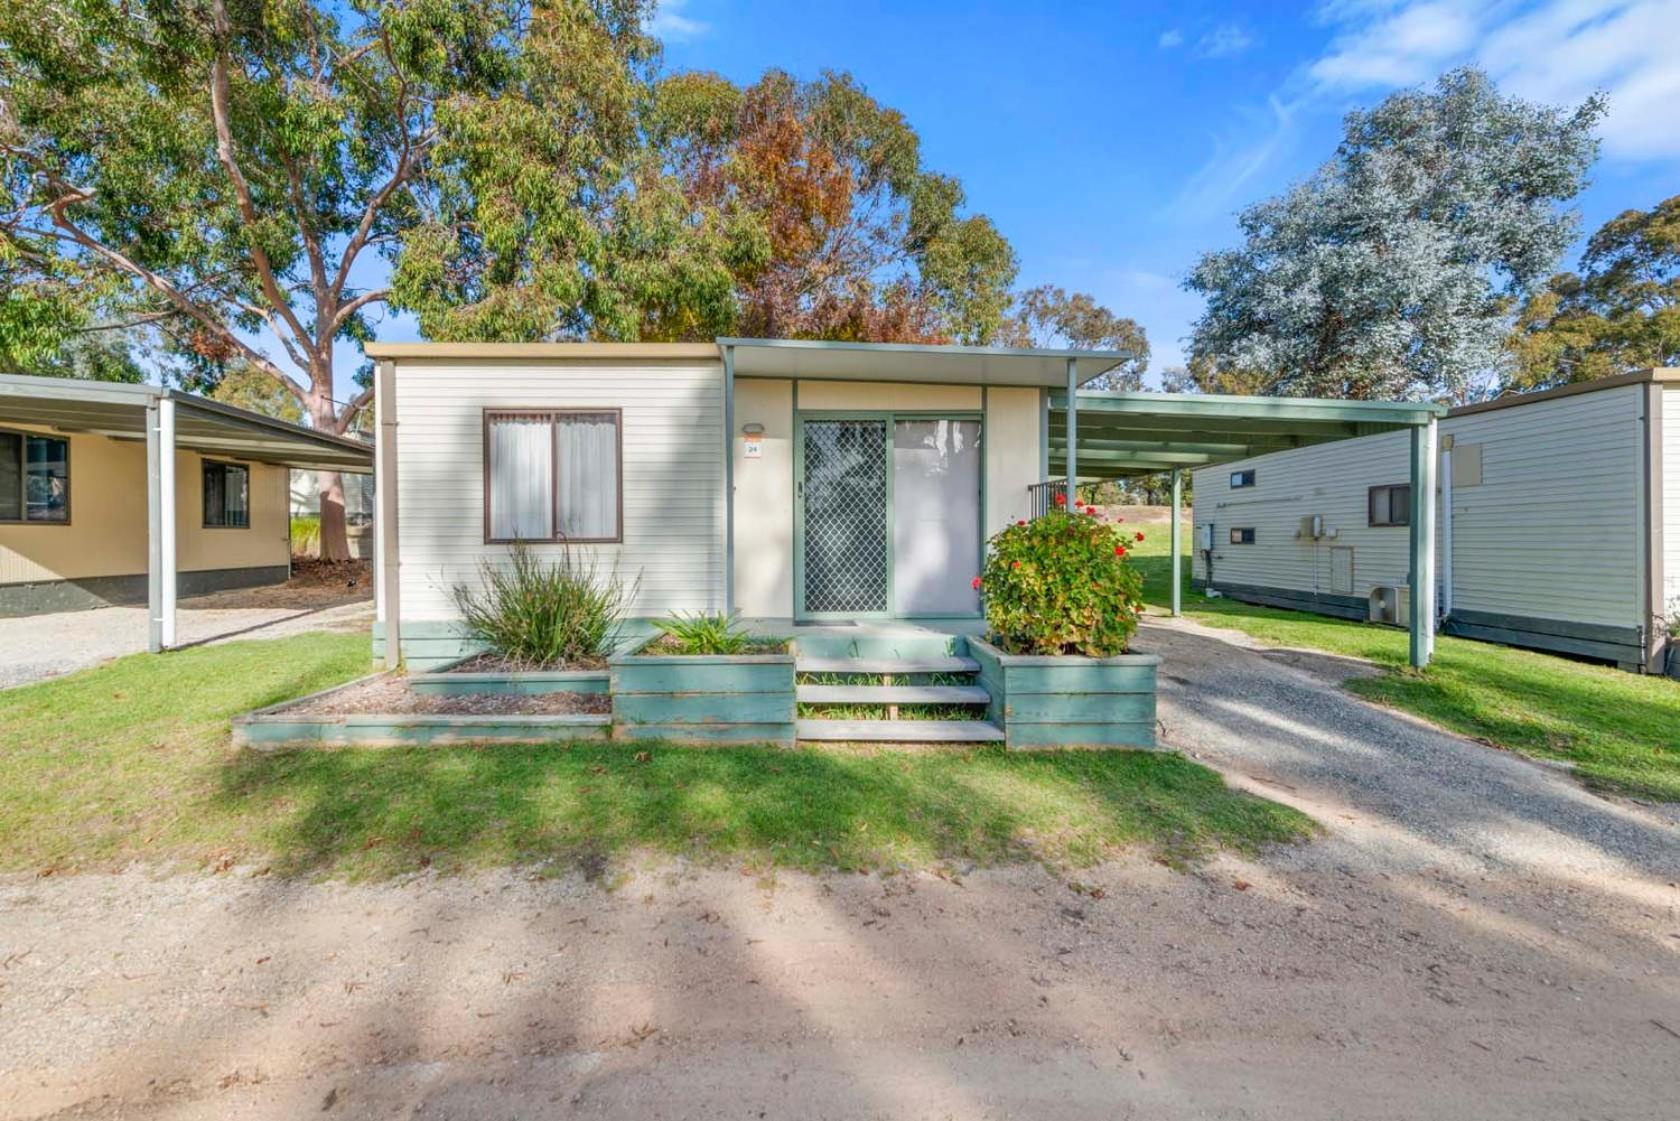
[970,576,982,590]
[1085,505,1098,515]
[1011,560,1021,569]
[1016,519,1027,526]
[1053,493,1066,506]
[1114,545,1126,556]
[1135,532,1145,542]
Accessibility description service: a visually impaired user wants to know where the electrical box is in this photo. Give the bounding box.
[1297,514,1325,540]
[1195,523,1213,550]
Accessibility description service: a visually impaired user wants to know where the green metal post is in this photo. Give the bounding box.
[1064,357,1078,507]
[723,343,735,616]
[1170,468,1182,617]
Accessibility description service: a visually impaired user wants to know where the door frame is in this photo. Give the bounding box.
[792,408,986,622]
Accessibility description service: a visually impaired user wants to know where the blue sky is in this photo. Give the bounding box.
[337,0,1680,396]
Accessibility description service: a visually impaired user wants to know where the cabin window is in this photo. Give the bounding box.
[0,430,69,523]
[1229,527,1255,544]
[484,409,622,543]
[1368,484,1411,528]
[203,461,250,528]
[1230,469,1256,488]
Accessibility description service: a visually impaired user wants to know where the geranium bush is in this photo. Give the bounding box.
[977,502,1145,657]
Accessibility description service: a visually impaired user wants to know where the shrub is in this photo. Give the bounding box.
[290,514,321,557]
[452,541,638,667]
[978,507,1145,657]
[650,611,756,655]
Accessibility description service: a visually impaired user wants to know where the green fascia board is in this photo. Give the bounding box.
[1049,388,1444,427]
[1052,414,1369,439]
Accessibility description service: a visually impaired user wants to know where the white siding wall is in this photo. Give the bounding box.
[1191,432,1413,600]
[393,359,724,621]
[1663,383,1680,617]
[1192,384,1647,630]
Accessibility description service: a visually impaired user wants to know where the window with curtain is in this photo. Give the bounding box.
[0,430,69,523]
[485,410,621,543]
[203,462,250,528]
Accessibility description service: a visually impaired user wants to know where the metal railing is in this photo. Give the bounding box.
[1027,480,1074,519]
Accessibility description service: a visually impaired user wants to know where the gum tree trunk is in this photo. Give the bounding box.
[306,388,352,562]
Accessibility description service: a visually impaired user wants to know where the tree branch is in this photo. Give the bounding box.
[331,288,391,332]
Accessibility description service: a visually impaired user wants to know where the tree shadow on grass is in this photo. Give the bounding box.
[211,742,1315,880]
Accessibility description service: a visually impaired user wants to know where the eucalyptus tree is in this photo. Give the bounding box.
[1183,69,1604,402]
[0,0,734,557]
[1003,285,1150,389]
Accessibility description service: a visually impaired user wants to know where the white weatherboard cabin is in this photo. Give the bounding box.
[364,339,1444,670]
[1191,369,1678,674]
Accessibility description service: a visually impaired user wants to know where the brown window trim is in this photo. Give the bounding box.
[482,407,624,545]
[201,458,252,529]
[0,425,72,527]
[1367,483,1411,528]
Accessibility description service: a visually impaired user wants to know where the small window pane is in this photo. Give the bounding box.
[204,463,249,528]
[1229,527,1255,544]
[24,435,69,522]
[0,432,20,521]
[1230,469,1255,488]
[1368,484,1410,527]
[556,413,619,540]
[488,415,555,540]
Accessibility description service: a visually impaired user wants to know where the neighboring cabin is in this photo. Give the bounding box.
[1191,369,1678,674]
[0,374,372,621]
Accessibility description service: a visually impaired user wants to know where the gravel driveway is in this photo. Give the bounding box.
[0,593,371,689]
[1,618,1677,1120]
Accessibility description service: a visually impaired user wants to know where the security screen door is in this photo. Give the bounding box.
[799,416,982,617]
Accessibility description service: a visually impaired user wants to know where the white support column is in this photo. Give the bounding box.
[1170,468,1183,617]
[1064,358,1078,507]
[146,398,163,654]
[375,360,402,670]
[158,396,178,650]
[723,344,735,616]
[1408,417,1438,668]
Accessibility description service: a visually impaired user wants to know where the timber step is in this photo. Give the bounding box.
[794,655,980,676]
[796,684,991,705]
[796,718,1005,743]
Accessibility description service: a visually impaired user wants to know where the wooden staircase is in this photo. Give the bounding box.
[792,637,1003,744]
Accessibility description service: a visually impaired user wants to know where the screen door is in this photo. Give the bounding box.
[801,419,890,614]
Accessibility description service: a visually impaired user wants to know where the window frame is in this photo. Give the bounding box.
[1229,527,1255,545]
[0,426,72,526]
[1367,483,1412,528]
[481,407,625,545]
[201,459,252,529]
[1230,469,1256,488]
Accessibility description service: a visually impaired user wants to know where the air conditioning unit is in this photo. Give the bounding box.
[1368,585,1410,626]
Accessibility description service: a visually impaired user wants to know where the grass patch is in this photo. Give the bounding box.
[1130,521,1680,802]
[0,631,1312,879]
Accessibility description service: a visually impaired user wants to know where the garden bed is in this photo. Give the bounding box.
[968,637,1160,750]
[609,639,798,746]
[408,653,611,696]
[234,672,611,749]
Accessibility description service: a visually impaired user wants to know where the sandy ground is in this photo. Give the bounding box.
[1,618,1678,1119]
[0,574,372,689]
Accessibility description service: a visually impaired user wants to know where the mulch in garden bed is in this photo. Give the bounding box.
[285,676,610,717]
[443,653,609,673]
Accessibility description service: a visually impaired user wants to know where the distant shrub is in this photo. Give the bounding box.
[290,514,321,557]
[452,542,637,667]
[978,504,1145,657]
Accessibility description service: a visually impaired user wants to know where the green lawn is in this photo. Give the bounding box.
[0,632,1311,879]
[1128,517,1680,802]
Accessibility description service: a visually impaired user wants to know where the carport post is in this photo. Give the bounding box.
[1408,416,1438,668]
[1064,357,1078,507]
[146,398,162,653]
[1170,468,1182,617]
[158,396,178,649]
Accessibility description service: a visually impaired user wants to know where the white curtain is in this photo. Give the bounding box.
[488,415,554,540]
[556,413,619,539]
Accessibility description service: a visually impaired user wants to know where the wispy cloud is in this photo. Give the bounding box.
[1310,0,1680,161]
[1197,23,1256,58]
[1168,95,1302,220]
[1158,28,1184,48]
[648,0,707,42]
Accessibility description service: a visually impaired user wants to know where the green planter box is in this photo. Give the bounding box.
[609,649,796,747]
[408,662,609,696]
[966,637,1160,750]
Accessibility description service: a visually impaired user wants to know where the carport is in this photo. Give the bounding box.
[1045,384,1446,667]
[0,374,372,652]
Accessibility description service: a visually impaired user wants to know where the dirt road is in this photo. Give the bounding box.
[2,618,1677,1119]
